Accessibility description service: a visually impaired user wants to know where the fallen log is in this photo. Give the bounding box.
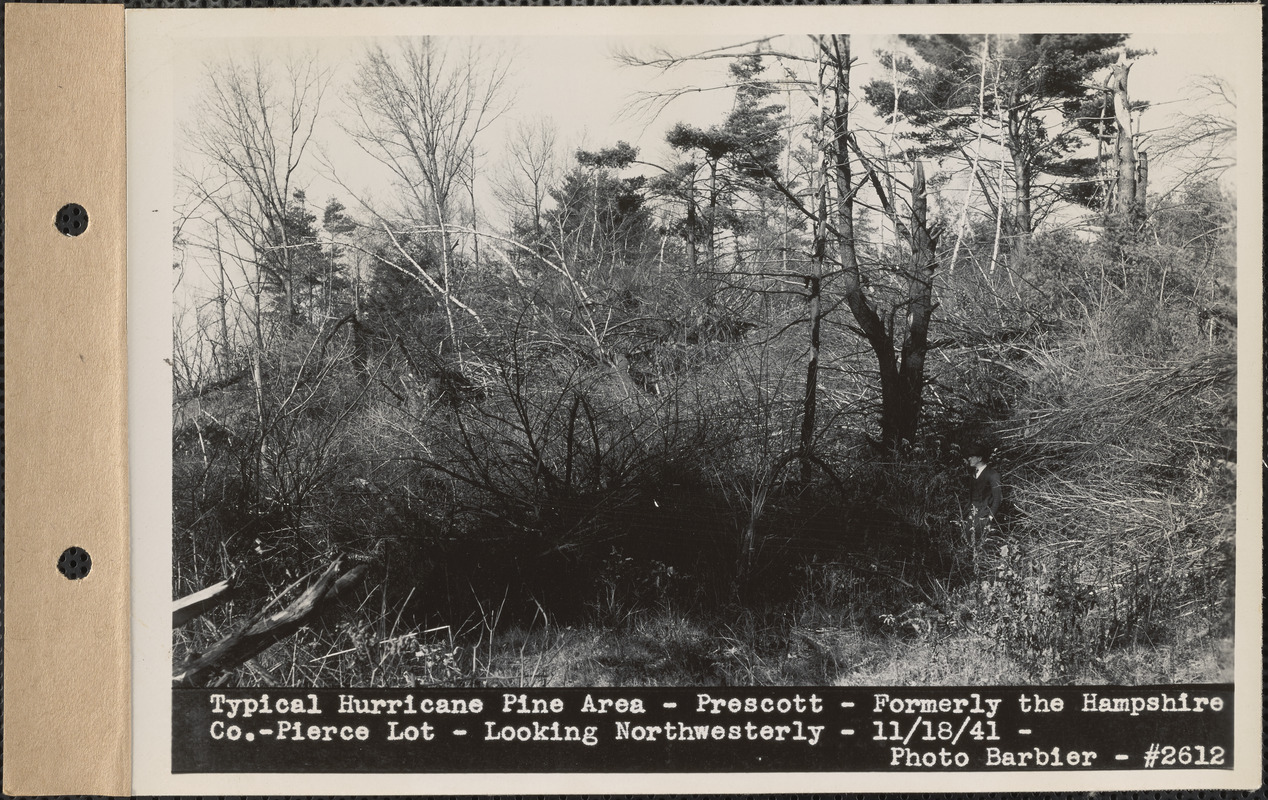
[173,578,235,629]
[173,558,368,686]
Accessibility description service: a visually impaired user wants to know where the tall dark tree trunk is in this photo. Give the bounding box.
[1006,102,1034,238]
[827,37,898,450]
[1013,150,1032,236]
[798,42,832,483]
[893,161,939,446]
[826,36,936,452]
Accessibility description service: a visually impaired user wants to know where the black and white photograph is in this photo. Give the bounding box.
[126,5,1260,791]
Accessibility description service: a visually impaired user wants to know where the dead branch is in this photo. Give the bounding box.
[173,558,368,686]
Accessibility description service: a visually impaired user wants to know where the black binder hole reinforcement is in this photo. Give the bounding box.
[57,547,92,580]
[55,203,88,236]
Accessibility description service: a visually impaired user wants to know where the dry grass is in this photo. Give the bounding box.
[176,597,1231,688]
[834,633,1030,686]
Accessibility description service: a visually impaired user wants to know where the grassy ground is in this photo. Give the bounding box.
[175,599,1232,688]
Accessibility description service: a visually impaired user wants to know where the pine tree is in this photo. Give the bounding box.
[552,143,656,278]
[663,50,786,268]
[865,34,1130,235]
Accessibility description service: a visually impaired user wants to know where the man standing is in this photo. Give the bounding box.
[965,448,1003,547]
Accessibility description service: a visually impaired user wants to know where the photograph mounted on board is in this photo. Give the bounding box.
[167,30,1238,691]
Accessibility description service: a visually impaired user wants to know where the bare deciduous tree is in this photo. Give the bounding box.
[1151,75,1236,201]
[180,53,332,505]
[185,54,331,321]
[345,39,511,226]
[493,116,563,237]
[344,38,512,353]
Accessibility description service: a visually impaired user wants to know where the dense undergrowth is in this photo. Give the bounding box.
[173,191,1236,688]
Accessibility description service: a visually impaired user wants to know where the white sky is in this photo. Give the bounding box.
[175,35,742,226]
[172,30,1240,240]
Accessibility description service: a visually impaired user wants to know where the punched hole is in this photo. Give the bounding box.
[57,546,92,580]
[55,203,89,236]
